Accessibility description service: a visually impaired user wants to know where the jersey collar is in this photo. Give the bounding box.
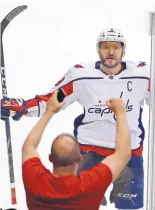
[95,61,126,75]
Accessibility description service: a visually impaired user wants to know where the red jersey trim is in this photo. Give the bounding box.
[80,144,143,156]
[25,82,73,112]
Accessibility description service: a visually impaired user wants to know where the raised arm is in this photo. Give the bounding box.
[22,90,64,163]
[101,98,131,181]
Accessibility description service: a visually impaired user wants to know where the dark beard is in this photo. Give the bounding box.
[99,51,123,68]
[101,58,120,68]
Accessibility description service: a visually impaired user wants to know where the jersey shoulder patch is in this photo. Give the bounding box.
[74,64,84,68]
[137,62,146,68]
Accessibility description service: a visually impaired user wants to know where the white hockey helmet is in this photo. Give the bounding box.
[96,28,126,56]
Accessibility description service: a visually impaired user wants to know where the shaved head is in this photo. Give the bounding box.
[49,133,81,167]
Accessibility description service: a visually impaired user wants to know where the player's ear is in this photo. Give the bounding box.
[77,154,82,163]
[49,154,53,163]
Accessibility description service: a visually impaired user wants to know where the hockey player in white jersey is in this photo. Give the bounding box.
[1,28,150,210]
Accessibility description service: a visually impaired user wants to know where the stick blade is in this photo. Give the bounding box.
[4,5,27,22]
[1,5,28,37]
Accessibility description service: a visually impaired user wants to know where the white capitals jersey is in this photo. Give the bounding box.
[25,61,150,155]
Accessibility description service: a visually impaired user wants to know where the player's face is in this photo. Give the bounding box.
[99,41,123,68]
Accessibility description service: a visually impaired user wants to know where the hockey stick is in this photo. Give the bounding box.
[0,5,27,205]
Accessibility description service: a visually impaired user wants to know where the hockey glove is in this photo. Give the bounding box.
[1,98,26,121]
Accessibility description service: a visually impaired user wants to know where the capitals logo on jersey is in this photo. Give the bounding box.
[87,91,133,121]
